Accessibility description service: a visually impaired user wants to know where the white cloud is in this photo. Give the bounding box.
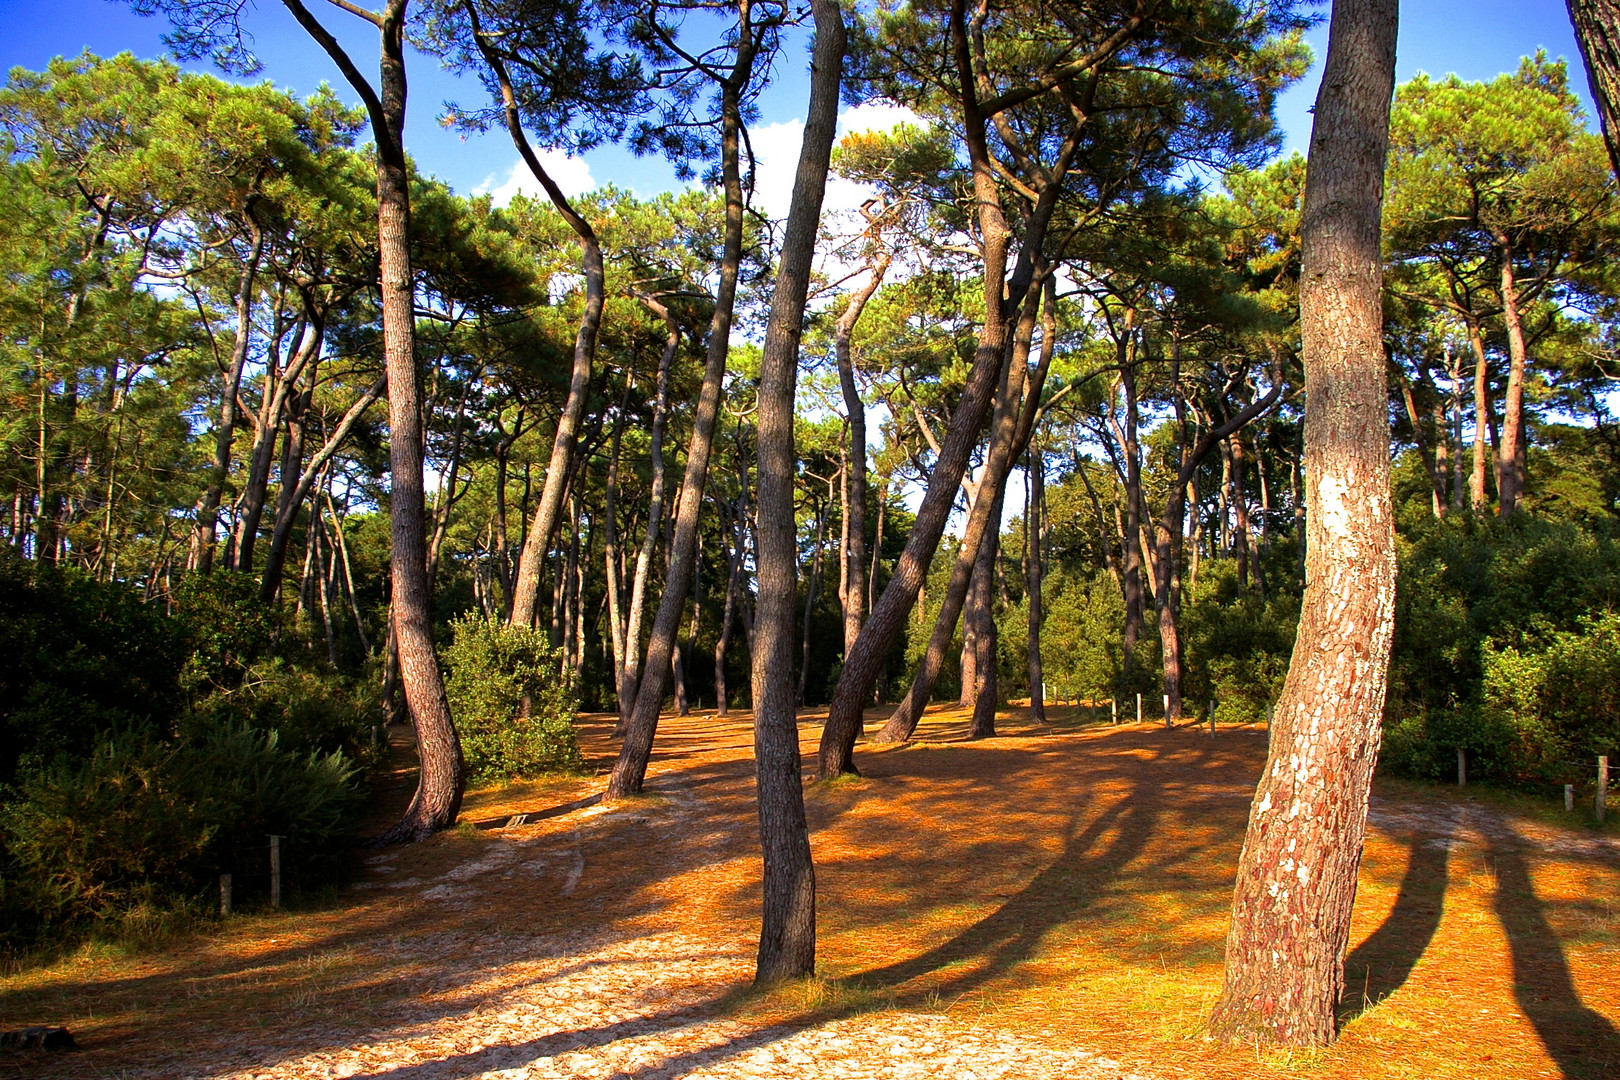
[745,101,927,224]
[475,150,597,208]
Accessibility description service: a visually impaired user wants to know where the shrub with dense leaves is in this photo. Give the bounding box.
[0,720,362,941]
[442,615,583,782]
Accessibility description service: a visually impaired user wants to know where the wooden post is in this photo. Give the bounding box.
[1599,756,1609,825]
[1111,698,1117,725]
[269,835,282,909]
[1566,784,1576,812]
[1162,694,1170,730]
[1457,747,1466,787]
[1209,700,1217,737]
[220,873,232,917]
[1136,692,1142,724]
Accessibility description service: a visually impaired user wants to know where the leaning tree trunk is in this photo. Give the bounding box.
[750,0,844,984]
[1208,0,1398,1045]
[877,277,1050,743]
[606,11,757,800]
[1569,0,1620,180]
[967,486,1005,738]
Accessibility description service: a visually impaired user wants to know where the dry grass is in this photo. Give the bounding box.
[2,704,1617,1079]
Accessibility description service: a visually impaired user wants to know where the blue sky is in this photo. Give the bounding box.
[0,0,1601,205]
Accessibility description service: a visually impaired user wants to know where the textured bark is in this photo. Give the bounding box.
[236,316,321,571]
[750,0,843,984]
[1568,0,1620,181]
[1209,0,1398,1044]
[606,6,756,799]
[1115,350,1146,681]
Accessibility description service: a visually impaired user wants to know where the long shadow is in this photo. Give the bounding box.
[347,999,730,1080]
[1339,827,1452,1020]
[1487,832,1620,1079]
[847,771,1161,1004]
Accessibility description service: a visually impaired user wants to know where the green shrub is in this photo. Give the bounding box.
[191,659,382,767]
[0,720,362,940]
[442,615,583,782]
[0,555,186,785]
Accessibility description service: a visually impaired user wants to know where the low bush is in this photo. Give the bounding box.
[0,719,362,943]
[442,615,584,782]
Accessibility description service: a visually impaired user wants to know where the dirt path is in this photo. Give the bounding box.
[3,707,1618,1079]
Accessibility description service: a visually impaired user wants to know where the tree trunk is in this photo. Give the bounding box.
[876,275,1051,743]
[798,498,828,706]
[968,488,1004,738]
[607,10,757,799]
[474,16,609,631]
[836,258,886,658]
[1467,318,1493,511]
[281,0,463,841]
[1117,351,1146,685]
[819,0,1056,775]
[750,0,842,984]
[193,223,264,573]
[1209,0,1398,1043]
[1025,443,1046,726]
[617,316,678,732]
[1495,244,1530,517]
[1568,0,1620,181]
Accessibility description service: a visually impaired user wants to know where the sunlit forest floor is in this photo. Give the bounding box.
[3,705,1618,1079]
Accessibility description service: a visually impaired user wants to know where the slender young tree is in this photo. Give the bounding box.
[1209,0,1398,1045]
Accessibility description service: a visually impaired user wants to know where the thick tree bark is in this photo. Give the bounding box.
[1568,0,1620,181]
[750,0,843,984]
[1209,0,1398,1044]
[606,6,756,799]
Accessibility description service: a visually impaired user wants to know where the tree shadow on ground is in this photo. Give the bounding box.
[1339,826,1451,1021]
[1487,832,1620,1079]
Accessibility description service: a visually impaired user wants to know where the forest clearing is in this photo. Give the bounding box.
[8,0,1620,1068]
[5,706,1618,1079]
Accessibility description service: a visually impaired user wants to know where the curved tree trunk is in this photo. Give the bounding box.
[1209,0,1398,1044]
[491,78,607,626]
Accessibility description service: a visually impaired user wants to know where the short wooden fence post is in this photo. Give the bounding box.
[1457,748,1467,787]
[1599,757,1609,825]
[269,835,283,909]
[220,874,232,917]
